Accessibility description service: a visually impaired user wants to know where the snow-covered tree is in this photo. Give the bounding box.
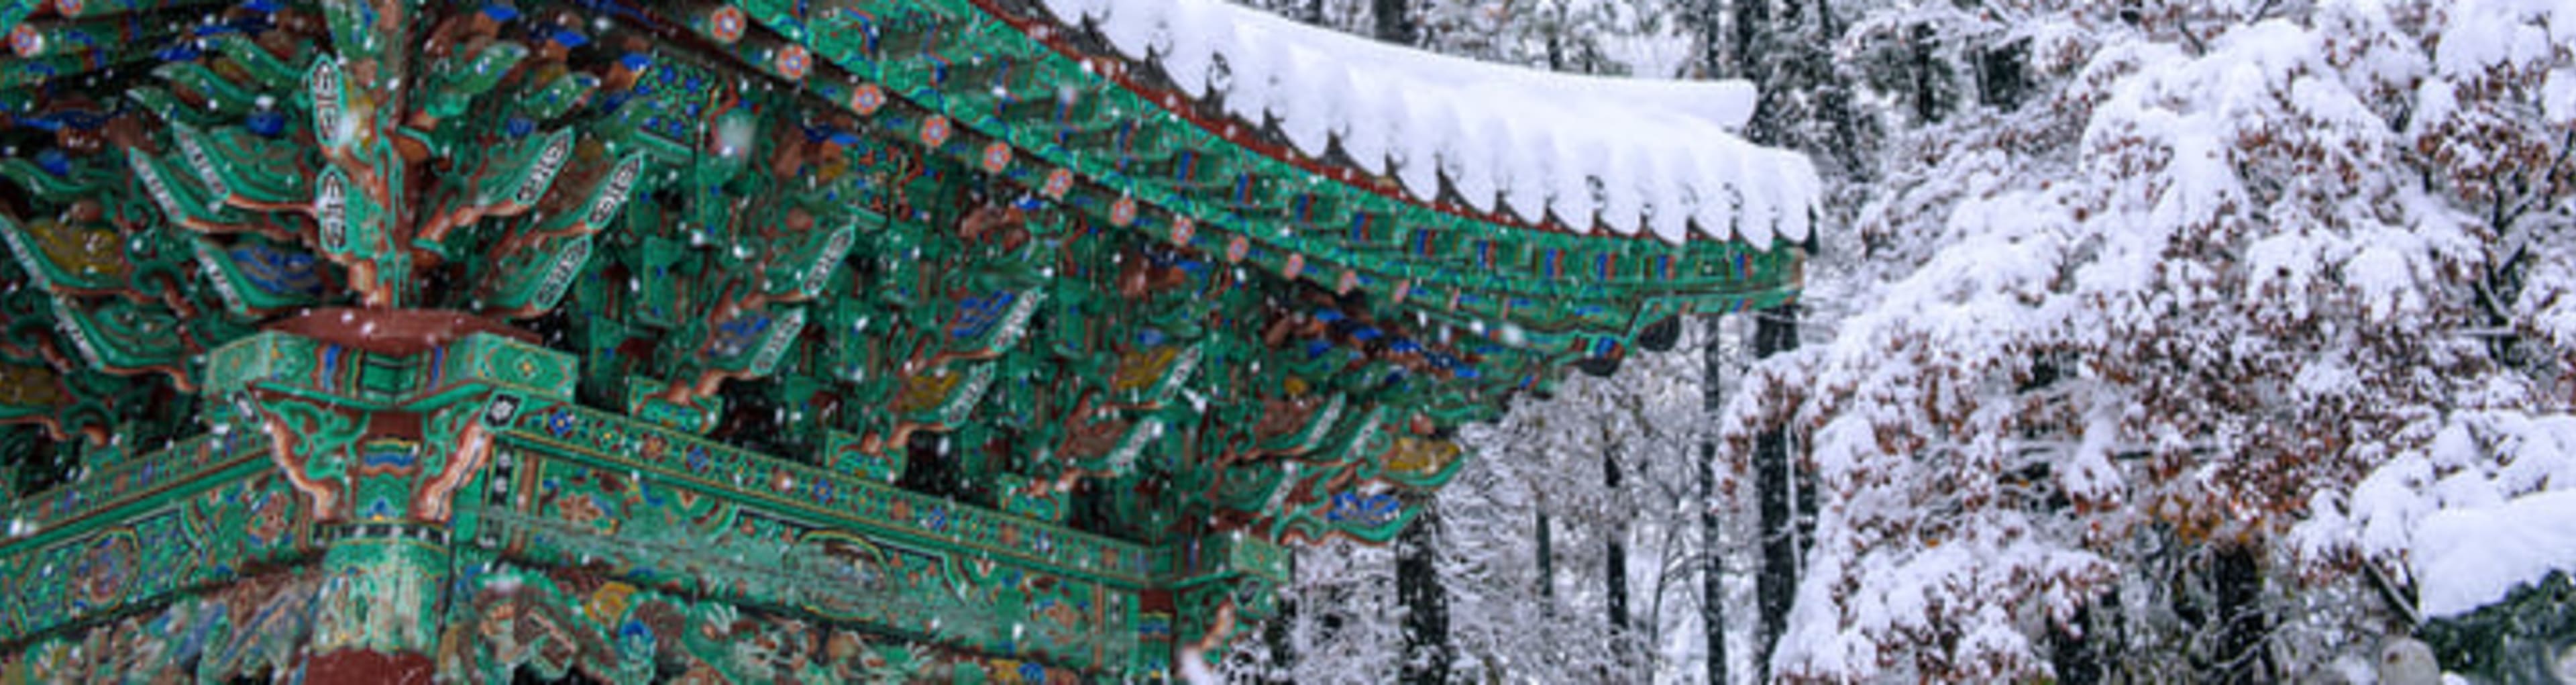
[1236,321,1737,683]
[1732,1,2573,681]
[1442,323,1727,684]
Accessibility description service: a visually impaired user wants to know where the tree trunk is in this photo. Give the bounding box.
[1371,0,1413,45]
[2205,544,2273,684]
[1753,303,1801,681]
[1908,23,1945,123]
[1976,39,2031,111]
[1538,508,1555,616]
[1398,505,1451,684]
[1701,315,1729,685]
[1607,447,1631,650]
[1732,0,1772,86]
[1261,552,1299,684]
[2050,600,2104,685]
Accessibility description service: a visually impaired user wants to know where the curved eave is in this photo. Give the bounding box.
[688,0,1805,354]
[1012,0,1819,246]
[0,0,1808,447]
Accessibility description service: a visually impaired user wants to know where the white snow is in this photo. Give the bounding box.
[2431,0,2573,81]
[1179,645,1223,684]
[1032,0,1819,246]
[2414,488,2576,618]
[2546,67,2576,125]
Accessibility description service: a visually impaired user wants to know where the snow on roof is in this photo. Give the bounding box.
[1032,0,1821,247]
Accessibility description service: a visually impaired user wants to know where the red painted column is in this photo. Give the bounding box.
[305,648,437,685]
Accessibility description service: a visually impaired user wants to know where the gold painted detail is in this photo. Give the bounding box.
[0,364,68,407]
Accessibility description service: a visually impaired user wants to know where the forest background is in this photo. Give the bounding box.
[1216,1,2576,682]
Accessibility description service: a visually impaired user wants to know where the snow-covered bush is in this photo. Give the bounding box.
[1737,1,2573,680]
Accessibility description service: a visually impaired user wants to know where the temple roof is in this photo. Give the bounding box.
[1031,0,1819,246]
[0,0,1819,675]
[0,0,1812,567]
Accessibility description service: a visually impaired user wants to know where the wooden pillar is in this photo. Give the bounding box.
[303,531,446,684]
[206,310,575,684]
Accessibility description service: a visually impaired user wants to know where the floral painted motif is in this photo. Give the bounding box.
[73,533,135,608]
[707,6,747,44]
[850,84,887,115]
[920,115,951,148]
[1042,168,1075,199]
[773,45,810,80]
[981,142,1013,173]
[5,25,36,60]
[1110,197,1138,227]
